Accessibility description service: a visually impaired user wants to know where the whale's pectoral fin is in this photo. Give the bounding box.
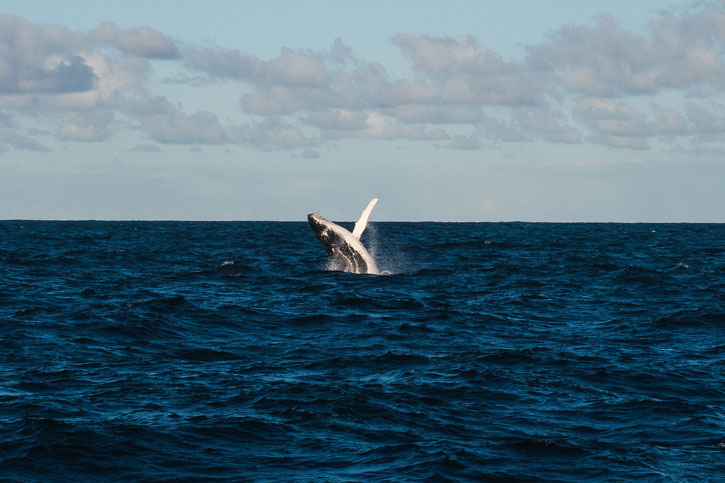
[352,197,379,240]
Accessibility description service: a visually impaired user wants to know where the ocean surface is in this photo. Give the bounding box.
[1,221,724,482]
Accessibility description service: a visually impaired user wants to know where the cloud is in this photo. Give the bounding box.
[527,8,725,97]
[56,110,113,142]
[91,22,179,59]
[2,5,725,154]
[313,110,449,142]
[574,99,690,148]
[240,84,360,115]
[303,108,368,130]
[588,134,650,150]
[295,148,320,159]
[143,109,227,145]
[0,15,148,113]
[686,102,725,135]
[648,104,689,137]
[184,46,328,86]
[0,131,51,151]
[0,110,16,128]
[354,112,448,141]
[0,15,96,95]
[438,133,481,150]
[393,34,543,105]
[231,117,316,151]
[386,104,483,124]
[478,112,527,142]
[132,96,227,144]
[512,108,582,144]
[574,99,652,137]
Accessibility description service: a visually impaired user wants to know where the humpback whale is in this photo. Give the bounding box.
[308,198,380,274]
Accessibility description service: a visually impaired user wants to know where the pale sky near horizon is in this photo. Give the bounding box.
[1,0,724,221]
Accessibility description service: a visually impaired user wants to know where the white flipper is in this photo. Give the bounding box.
[352,198,379,240]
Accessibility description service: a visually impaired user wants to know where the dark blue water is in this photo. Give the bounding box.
[1,221,724,482]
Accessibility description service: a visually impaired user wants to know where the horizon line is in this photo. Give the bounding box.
[1,219,723,224]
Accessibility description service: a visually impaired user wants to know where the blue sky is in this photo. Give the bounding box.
[1,0,723,221]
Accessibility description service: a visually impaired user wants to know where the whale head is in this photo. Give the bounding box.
[307,212,335,255]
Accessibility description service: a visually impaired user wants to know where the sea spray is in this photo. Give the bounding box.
[362,223,410,275]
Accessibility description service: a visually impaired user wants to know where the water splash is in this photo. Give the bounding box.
[363,223,411,275]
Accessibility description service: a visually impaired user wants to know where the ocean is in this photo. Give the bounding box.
[1,221,723,482]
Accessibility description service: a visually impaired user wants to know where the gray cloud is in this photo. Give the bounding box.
[241,83,361,115]
[386,104,483,124]
[317,111,449,142]
[527,8,725,97]
[91,22,179,59]
[512,108,582,144]
[303,108,368,130]
[648,104,689,137]
[231,117,316,151]
[0,131,51,151]
[393,34,543,105]
[478,112,527,143]
[56,110,113,142]
[0,15,96,95]
[574,99,690,148]
[438,133,481,150]
[139,108,227,145]
[185,46,328,87]
[295,148,320,159]
[0,110,16,128]
[125,95,227,145]
[574,99,652,137]
[686,103,725,135]
[588,134,650,150]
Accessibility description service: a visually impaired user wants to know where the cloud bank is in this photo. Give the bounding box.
[2,3,725,155]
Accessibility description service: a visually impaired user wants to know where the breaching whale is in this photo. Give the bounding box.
[308,198,380,274]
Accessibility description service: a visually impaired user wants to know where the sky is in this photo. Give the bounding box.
[0,0,724,221]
